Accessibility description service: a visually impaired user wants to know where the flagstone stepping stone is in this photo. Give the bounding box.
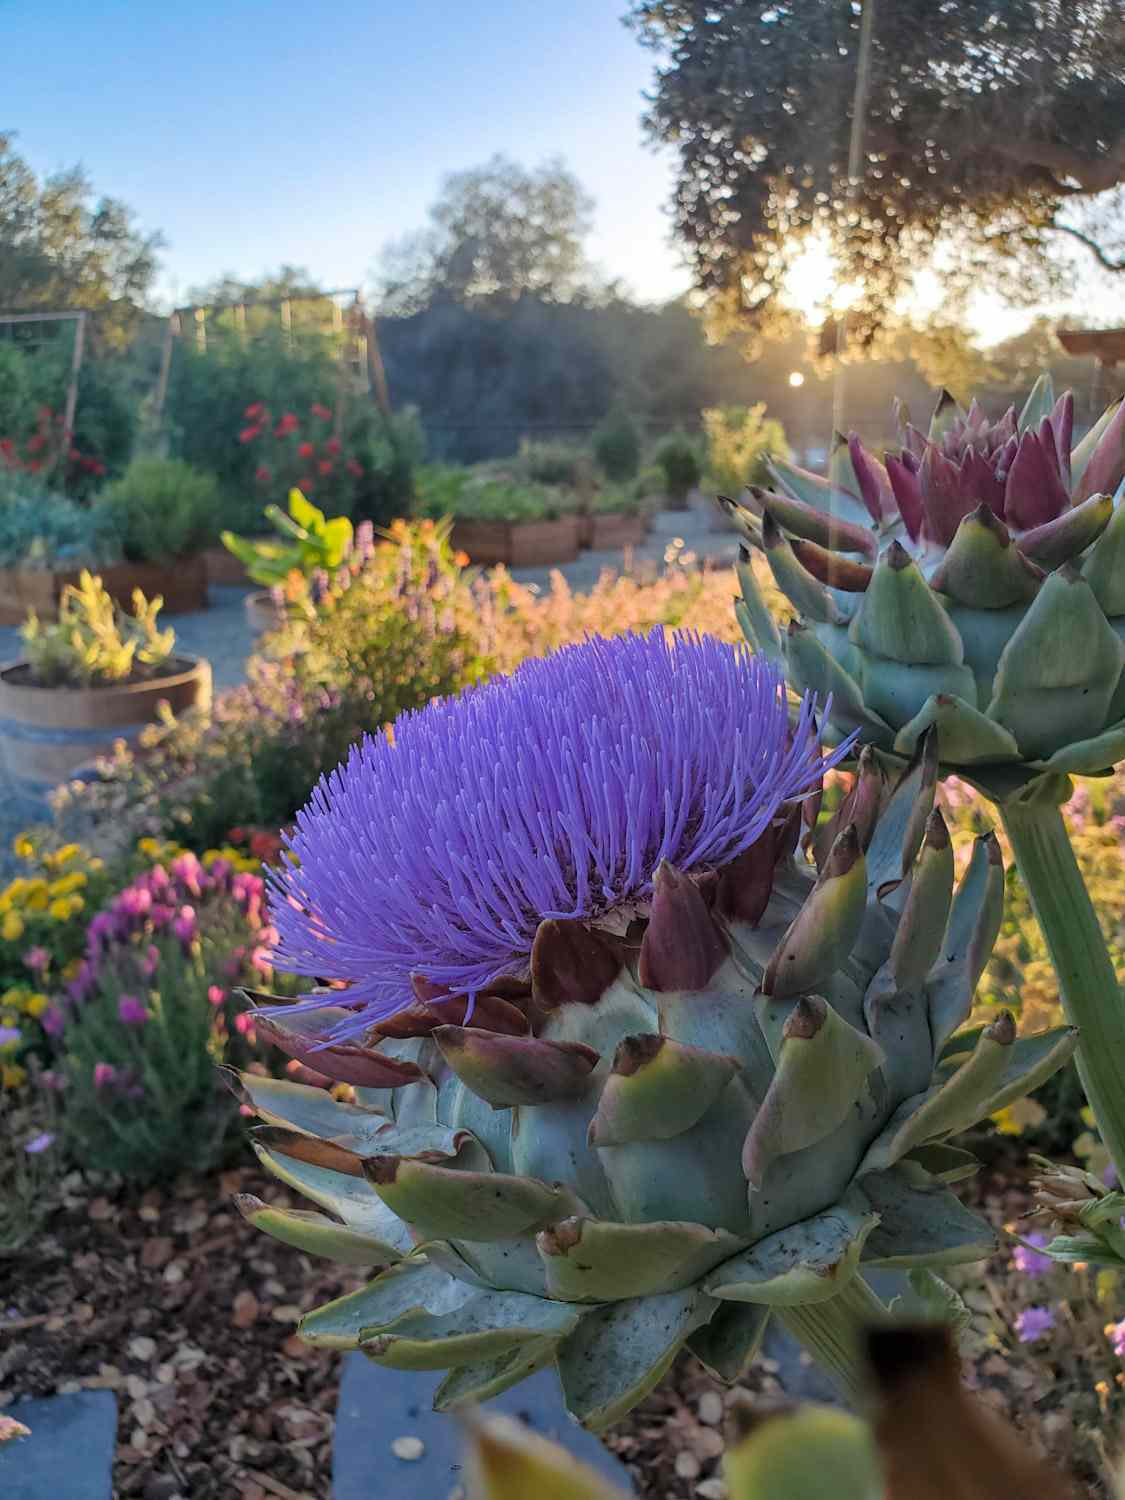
[332,1355,636,1497]
[0,1389,117,1499]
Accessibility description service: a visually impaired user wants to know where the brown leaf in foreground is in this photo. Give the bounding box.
[868,1326,1076,1500]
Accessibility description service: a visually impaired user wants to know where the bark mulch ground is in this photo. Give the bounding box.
[0,1148,1106,1499]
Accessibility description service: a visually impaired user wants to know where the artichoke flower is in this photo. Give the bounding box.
[234,631,1073,1428]
[728,375,1125,793]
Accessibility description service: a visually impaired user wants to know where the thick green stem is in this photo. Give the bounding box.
[1001,794,1125,1181]
[776,1274,887,1404]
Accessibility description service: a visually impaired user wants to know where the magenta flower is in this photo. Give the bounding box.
[1108,1319,1125,1359]
[40,1007,65,1039]
[1015,1306,1056,1343]
[268,629,850,1037]
[117,995,148,1026]
[140,944,160,978]
[38,1070,66,1091]
[207,985,225,1006]
[172,905,197,946]
[22,946,49,974]
[93,1062,117,1089]
[1012,1232,1054,1277]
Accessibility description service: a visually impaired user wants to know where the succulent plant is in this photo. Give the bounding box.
[22,571,176,688]
[234,631,1073,1428]
[728,375,1125,791]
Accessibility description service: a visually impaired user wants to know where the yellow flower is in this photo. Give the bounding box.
[1,987,25,1009]
[52,843,82,868]
[23,881,49,913]
[0,1014,18,1038]
[48,873,87,898]
[48,898,72,922]
[138,837,162,859]
[11,834,35,860]
[1,1063,27,1089]
[3,879,26,905]
[88,857,104,873]
[202,849,224,866]
[2,911,25,942]
[22,993,48,1018]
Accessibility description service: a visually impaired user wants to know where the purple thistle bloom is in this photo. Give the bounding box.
[1015,1305,1056,1343]
[93,1062,117,1090]
[117,995,148,1026]
[1012,1232,1054,1277]
[268,628,852,1037]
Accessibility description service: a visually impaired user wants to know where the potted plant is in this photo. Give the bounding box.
[0,480,122,624]
[93,458,219,613]
[416,468,583,567]
[221,488,353,632]
[0,572,211,793]
[653,430,703,510]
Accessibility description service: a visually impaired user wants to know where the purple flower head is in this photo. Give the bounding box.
[40,1006,65,1039]
[22,946,49,974]
[117,994,148,1026]
[268,629,851,1038]
[93,1061,117,1090]
[24,1131,54,1155]
[170,853,206,898]
[38,1069,66,1092]
[67,961,96,1005]
[1012,1232,1054,1277]
[86,911,115,949]
[1015,1305,1056,1343]
[1109,1318,1125,1359]
[140,944,161,978]
[172,905,198,947]
[0,1024,20,1049]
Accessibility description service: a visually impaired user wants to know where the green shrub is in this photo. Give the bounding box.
[703,403,791,494]
[413,462,471,518]
[0,473,119,569]
[589,483,643,514]
[452,475,578,522]
[222,488,352,589]
[592,408,641,482]
[631,462,666,501]
[654,431,702,503]
[96,458,222,562]
[516,438,595,491]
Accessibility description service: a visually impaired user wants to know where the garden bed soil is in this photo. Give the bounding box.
[451,515,581,568]
[0,558,209,626]
[0,1149,1103,1500]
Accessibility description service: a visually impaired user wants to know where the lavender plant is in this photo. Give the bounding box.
[234,630,1072,1425]
[730,375,1125,1184]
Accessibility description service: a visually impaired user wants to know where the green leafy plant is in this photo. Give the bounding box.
[95,457,223,563]
[452,476,579,522]
[592,406,641,482]
[517,437,596,491]
[22,571,175,688]
[632,461,667,501]
[654,430,703,503]
[589,482,644,515]
[0,477,119,570]
[221,487,353,588]
[703,402,791,494]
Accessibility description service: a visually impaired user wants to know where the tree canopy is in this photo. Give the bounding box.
[377,155,599,313]
[0,134,161,349]
[628,0,1125,342]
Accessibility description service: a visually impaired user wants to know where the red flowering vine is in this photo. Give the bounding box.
[233,401,369,514]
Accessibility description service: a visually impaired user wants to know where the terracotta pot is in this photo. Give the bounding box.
[451,516,582,568]
[0,556,209,625]
[245,591,281,634]
[0,655,212,792]
[588,513,647,550]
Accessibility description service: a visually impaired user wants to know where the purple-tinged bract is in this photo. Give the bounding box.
[269,628,846,1031]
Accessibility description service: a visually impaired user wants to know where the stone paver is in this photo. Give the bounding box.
[332,1355,635,1498]
[0,1390,117,1499]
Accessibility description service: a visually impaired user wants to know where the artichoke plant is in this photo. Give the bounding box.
[728,376,1125,1192]
[235,631,1073,1427]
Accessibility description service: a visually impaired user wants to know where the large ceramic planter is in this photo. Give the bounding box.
[451,516,581,568]
[0,655,212,793]
[587,512,647,550]
[245,591,281,635]
[0,557,209,626]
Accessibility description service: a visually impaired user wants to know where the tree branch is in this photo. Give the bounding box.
[1051,221,1125,273]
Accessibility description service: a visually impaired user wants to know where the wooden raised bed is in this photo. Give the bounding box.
[451,516,581,568]
[0,655,212,791]
[0,557,209,625]
[587,513,647,550]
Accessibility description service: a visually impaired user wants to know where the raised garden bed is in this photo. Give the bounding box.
[0,558,209,625]
[0,655,212,791]
[586,512,648,550]
[201,545,254,587]
[451,515,581,568]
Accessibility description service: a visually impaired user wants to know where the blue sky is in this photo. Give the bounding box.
[4,0,690,309]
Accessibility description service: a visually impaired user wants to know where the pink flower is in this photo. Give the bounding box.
[1109,1319,1125,1359]
[172,906,197,946]
[297,441,314,459]
[238,425,262,444]
[117,995,148,1026]
[250,946,273,976]
[254,465,272,484]
[311,402,332,421]
[234,1013,255,1037]
[141,944,161,977]
[244,402,266,420]
[38,1070,66,1091]
[207,985,225,1007]
[22,946,49,974]
[274,413,299,438]
[93,1062,117,1089]
[40,1007,66,1038]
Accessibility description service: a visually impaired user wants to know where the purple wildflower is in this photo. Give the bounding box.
[24,1132,54,1154]
[172,906,197,947]
[117,995,148,1026]
[22,946,48,974]
[40,1007,65,1039]
[268,629,851,1036]
[38,1070,66,1092]
[93,1062,117,1089]
[1015,1306,1055,1343]
[1012,1232,1054,1277]
[140,944,161,978]
[1104,1163,1119,1189]
[1108,1319,1125,1359]
[0,1025,20,1049]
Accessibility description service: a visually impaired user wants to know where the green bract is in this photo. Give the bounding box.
[237,740,1073,1430]
[729,376,1125,799]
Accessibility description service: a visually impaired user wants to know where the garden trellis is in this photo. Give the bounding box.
[150,287,392,441]
[0,309,88,476]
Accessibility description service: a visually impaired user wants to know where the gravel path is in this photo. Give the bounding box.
[0,504,739,858]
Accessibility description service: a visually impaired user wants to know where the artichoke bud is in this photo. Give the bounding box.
[247,998,427,1089]
[587,1033,741,1146]
[850,543,964,666]
[929,505,1042,609]
[1082,498,1125,616]
[929,388,965,442]
[762,511,848,626]
[638,861,728,992]
[717,494,763,547]
[1017,372,1056,433]
[789,536,873,593]
[812,744,886,868]
[762,825,866,998]
[1018,491,1113,571]
[1072,394,1125,502]
[890,810,954,989]
[757,488,876,558]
